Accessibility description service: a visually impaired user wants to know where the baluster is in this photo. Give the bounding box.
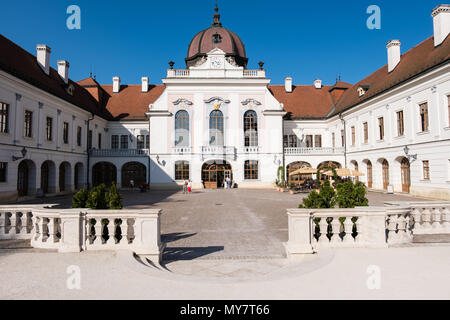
[121,219,129,245]
[318,218,329,245]
[330,217,342,244]
[343,217,355,245]
[404,214,412,239]
[412,208,422,233]
[397,215,407,242]
[106,219,116,245]
[431,208,442,233]
[9,212,17,235]
[47,218,56,243]
[93,218,103,245]
[85,219,92,246]
[421,209,432,234]
[442,208,450,233]
[355,217,363,244]
[35,216,44,242]
[0,211,5,237]
[387,215,398,243]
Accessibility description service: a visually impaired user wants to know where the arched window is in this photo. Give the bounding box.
[244,160,259,180]
[209,110,224,146]
[244,110,258,147]
[175,110,189,147]
[175,161,190,181]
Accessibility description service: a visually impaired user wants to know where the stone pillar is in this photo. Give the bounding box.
[360,209,389,248]
[285,209,314,258]
[58,210,85,253]
[133,209,165,264]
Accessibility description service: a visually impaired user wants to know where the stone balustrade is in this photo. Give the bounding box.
[284,147,346,155]
[0,205,56,240]
[29,208,164,263]
[286,202,450,258]
[89,149,149,158]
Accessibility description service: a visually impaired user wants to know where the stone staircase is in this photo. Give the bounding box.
[413,234,450,244]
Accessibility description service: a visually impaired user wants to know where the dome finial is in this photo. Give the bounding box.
[212,0,222,27]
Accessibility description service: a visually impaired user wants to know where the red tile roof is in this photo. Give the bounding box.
[98,85,165,121]
[0,34,111,120]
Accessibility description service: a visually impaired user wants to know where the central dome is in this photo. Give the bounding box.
[186,5,248,68]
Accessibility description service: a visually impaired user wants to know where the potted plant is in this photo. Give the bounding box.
[289,182,296,195]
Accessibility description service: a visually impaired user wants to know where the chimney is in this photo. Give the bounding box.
[285,77,293,93]
[314,79,322,89]
[113,77,120,93]
[36,45,51,75]
[57,60,70,84]
[386,40,401,72]
[432,5,450,47]
[142,77,149,93]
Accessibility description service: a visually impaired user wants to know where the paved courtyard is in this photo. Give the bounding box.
[17,189,432,261]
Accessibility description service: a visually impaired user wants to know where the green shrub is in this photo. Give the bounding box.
[300,180,336,209]
[72,189,88,208]
[108,182,123,210]
[86,184,109,210]
[336,181,369,208]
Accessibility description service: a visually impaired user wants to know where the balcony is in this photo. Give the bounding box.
[242,147,260,153]
[172,147,193,154]
[166,68,266,79]
[284,147,345,156]
[89,149,149,158]
[200,146,236,160]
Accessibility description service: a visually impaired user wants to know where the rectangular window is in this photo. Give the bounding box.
[63,122,69,144]
[175,161,190,181]
[332,132,336,148]
[120,135,128,149]
[341,130,345,147]
[88,130,92,149]
[46,117,53,141]
[98,133,102,150]
[423,160,430,180]
[244,160,259,180]
[351,126,356,146]
[111,135,119,149]
[0,162,7,182]
[146,135,150,149]
[419,103,429,132]
[363,122,368,143]
[0,102,9,133]
[306,135,313,148]
[314,135,322,148]
[137,135,145,149]
[397,111,404,137]
[289,135,297,148]
[24,110,33,138]
[378,117,384,140]
[77,126,82,147]
[283,135,289,148]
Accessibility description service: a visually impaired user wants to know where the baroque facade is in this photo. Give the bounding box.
[0,4,449,203]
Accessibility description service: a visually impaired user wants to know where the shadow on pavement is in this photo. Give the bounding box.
[162,246,225,263]
[162,232,197,244]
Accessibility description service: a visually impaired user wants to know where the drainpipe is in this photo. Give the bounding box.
[86,113,94,190]
[339,112,347,168]
[147,113,151,190]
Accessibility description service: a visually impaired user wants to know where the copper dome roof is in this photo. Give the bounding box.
[185,5,248,68]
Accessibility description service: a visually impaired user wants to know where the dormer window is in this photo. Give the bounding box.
[358,85,370,97]
[66,84,75,96]
[212,33,222,44]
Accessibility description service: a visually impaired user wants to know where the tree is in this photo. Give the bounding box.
[300,180,336,209]
[336,181,369,208]
[72,189,88,208]
[108,182,123,210]
[86,184,109,210]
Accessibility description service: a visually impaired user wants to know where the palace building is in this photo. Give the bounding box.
[0,4,449,203]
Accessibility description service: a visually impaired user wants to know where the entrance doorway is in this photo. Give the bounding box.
[202,161,232,189]
[401,158,411,193]
[367,161,373,189]
[17,161,29,197]
[382,159,390,190]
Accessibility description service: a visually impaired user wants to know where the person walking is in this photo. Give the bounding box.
[183,179,188,194]
[130,179,135,190]
[187,180,192,194]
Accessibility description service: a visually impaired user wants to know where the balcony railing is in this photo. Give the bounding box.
[89,149,149,157]
[284,147,345,155]
[172,147,192,154]
[167,68,266,78]
[201,146,236,155]
[242,146,260,153]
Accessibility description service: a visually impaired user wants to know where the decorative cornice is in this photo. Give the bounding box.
[241,99,262,107]
[204,97,231,104]
[432,5,450,17]
[173,98,193,106]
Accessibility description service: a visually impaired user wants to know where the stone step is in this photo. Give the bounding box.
[413,234,450,244]
[0,239,32,249]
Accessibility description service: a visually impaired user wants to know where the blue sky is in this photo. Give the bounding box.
[0,0,441,86]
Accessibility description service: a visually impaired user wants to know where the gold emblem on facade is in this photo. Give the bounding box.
[214,103,221,110]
